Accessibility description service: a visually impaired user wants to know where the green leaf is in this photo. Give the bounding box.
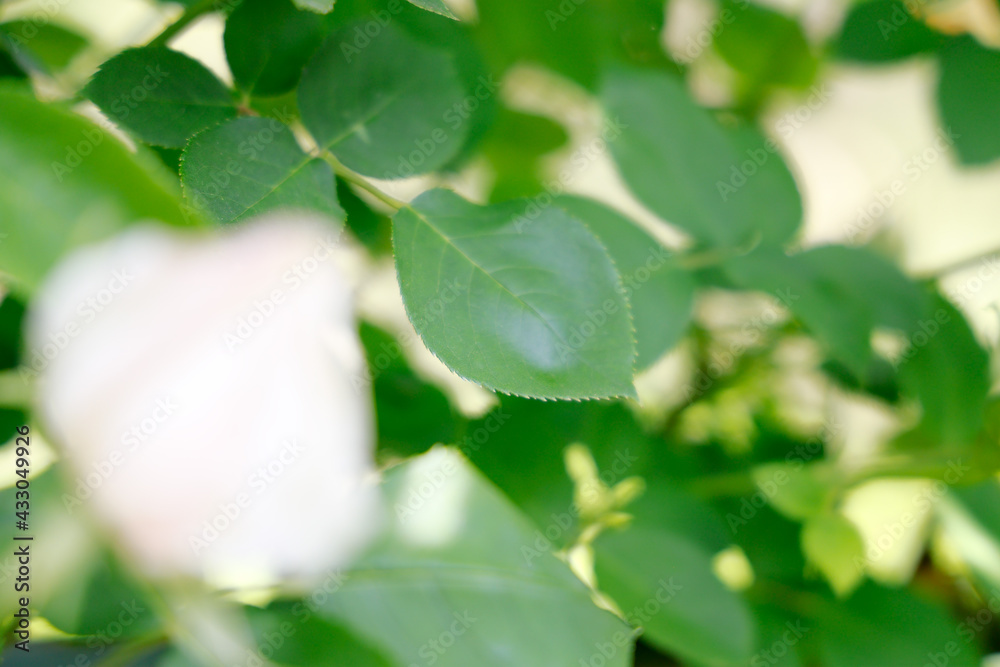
[320,447,636,667]
[896,293,990,447]
[714,1,817,90]
[85,47,237,148]
[0,86,193,292]
[406,0,458,19]
[594,525,755,666]
[360,322,460,459]
[298,22,469,178]
[801,513,865,597]
[181,117,343,225]
[0,21,88,73]
[752,461,833,521]
[224,0,327,97]
[246,602,392,666]
[393,189,636,399]
[601,66,801,248]
[553,196,695,369]
[724,245,927,374]
[836,0,944,62]
[817,583,980,667]
[0,295,25,371]
[937,36,1000,165]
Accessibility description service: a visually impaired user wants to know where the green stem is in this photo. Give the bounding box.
[321,151,406,210]
[148,0,219,48]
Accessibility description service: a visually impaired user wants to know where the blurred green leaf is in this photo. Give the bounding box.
[752,461,833,521]
[554,196,695,369]
[0,295,25,371]
[938,36,1000,165]
[246,602,392,666]
[724,245,928,374]
[594,525,755,666]
[393,188,636,399]
[836,0,944,62]
[714,1,817,91]
[0,21,88,73]
[816,583,980,667]
[320,447,636,667]
[801,512,865,597]
[897,293,990,448]
[0,86,193,292]
[181,117,343,225]
[601,66,801,248]
[298,22,469,178]
[224,0,326,97]
[85,47,237,148]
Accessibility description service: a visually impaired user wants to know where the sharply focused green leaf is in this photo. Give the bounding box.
[320,448,636,667]
[0,86,193,292]
[85,47,237,148]
[554,196,695,369]
[393,189,636,399]
[938,36,1000,165]
[601,66,801,248]
[224,0,326,97]
[298,22,468,178]
[594,525,755,666]
[181,117,343,225]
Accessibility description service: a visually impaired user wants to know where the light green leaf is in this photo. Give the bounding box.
[298,23,468,178]
[320,447,636,667]
[601,65,802,248]
[406,0,459,19]
[0,86,194,292]
[801,513,866,597]
[594,526,755,666]
[181,117,343,225]
[85,47,237,148]
[753,461,833,521]
[554,196,695,369]
[224,0,326,97]
[393,189,636,400]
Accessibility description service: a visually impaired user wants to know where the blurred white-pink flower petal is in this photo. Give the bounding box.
[28,215,379,589]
